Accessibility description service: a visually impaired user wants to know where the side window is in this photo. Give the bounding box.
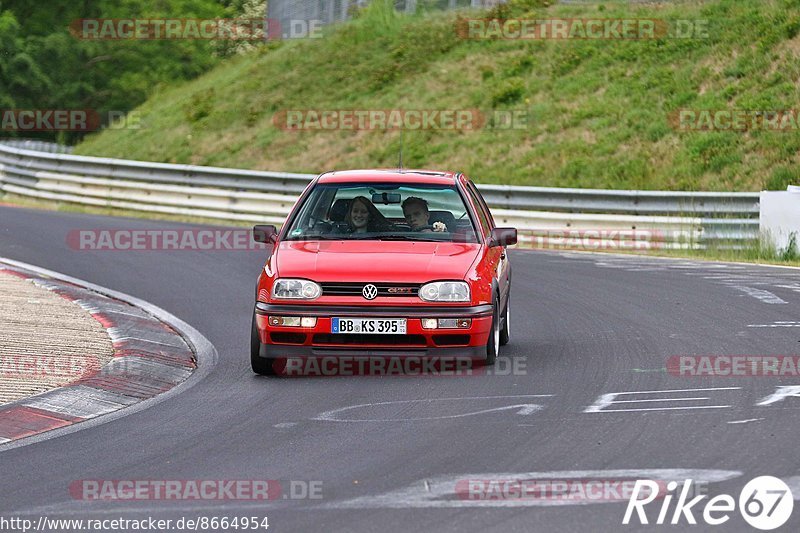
[464,183,490,237]
[467,181,495,229]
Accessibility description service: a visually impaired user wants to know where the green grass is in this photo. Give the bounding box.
[650,240,800,266]
[73,0,800,191]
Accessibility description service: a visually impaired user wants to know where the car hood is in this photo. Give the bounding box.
[274,240,481,282]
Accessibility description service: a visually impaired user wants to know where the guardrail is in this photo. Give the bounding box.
[0,141,759,248]
[0,139,73,154]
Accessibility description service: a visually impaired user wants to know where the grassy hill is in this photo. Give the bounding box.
[75,0,800,191]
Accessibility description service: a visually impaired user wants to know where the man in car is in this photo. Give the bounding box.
[402,196,446,232]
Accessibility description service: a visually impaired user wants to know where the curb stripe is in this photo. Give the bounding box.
[22,385,138,419]
[0,405,82,440]
[0,262,198,445]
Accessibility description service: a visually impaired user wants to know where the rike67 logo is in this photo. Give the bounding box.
[624,476,793,530]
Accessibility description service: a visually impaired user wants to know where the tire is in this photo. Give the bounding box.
[499,293,510,346]
[485,298,500,366]
[250,313,276,376]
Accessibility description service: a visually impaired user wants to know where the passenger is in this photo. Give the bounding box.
[402,197,446,232]
[344,196,392,233]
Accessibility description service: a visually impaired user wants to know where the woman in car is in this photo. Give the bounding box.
[344,196,393,234]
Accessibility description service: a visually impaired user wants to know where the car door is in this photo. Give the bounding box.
[464,178,511,310]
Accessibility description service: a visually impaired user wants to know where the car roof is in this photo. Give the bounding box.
[317,169,459,185]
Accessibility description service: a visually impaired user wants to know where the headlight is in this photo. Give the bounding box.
[419,281,470,302]
[272,279,322,300]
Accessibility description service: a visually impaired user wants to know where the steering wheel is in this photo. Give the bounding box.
[331,221,351,234]
[312,220,332,233]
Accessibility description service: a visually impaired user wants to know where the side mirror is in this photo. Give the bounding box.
[489,227,517,247]
[253,224,278,244]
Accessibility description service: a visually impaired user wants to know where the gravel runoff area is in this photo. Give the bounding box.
[0,270,114,404]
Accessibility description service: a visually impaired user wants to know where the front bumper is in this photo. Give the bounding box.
[254,302,492,357]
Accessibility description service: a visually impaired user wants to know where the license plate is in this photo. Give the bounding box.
[331,318,406,334]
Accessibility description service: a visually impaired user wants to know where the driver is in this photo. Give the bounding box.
[402,197,446,232]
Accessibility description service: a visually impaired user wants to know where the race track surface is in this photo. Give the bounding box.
[1,205,799,532]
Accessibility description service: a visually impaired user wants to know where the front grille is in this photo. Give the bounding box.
[320,282,420,297]
[312,334,426,346]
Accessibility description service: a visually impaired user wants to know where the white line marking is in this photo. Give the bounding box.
[757,385,800,406]
[729,285,788,304]
[594,405,730,413]
[727,418,764,424]
[783,476,800,500]
[609,387,741,395]
[322,469,742,509]
[313,395,552,422]
[273,422,298,428]
[584,387,740,413]
[609,397,709,404]
[319,404,544,422]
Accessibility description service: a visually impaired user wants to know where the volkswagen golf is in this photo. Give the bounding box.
[250,169,516,375]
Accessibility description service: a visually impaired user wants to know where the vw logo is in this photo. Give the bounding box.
[362,284,378,300]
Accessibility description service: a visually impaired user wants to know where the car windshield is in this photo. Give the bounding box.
[283,182,479,243]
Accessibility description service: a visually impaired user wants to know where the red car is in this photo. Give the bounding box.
[250,169,517,375]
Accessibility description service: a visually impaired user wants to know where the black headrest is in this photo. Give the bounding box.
[329,198,352,222]
[428,210,456,231]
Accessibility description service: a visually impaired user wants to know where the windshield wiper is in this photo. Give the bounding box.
[286,235,349,241]
[375,235,443,242]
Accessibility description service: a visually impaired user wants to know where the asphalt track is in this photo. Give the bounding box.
[1,204,800,532]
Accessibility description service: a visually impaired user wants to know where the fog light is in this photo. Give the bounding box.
[436,318,472,329]
[269,316,304,327]
[421,318,438,329]
[282,316,301,327]
[300,317,317,328]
